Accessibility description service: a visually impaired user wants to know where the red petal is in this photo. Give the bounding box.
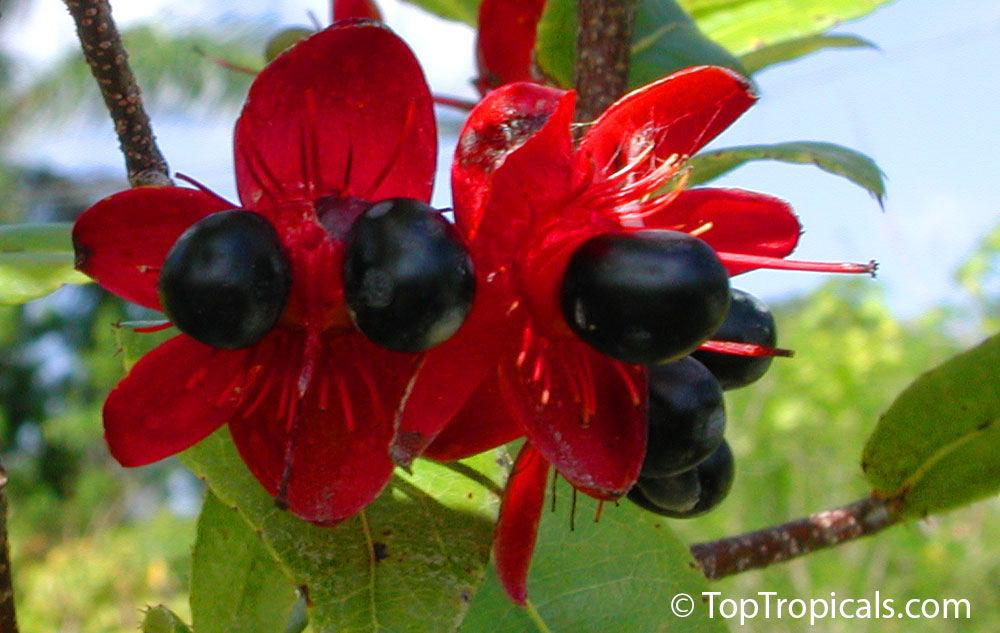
[104,334,254,466]
[452,82,569,242]
[332,0,382,21]
[72,187,234,310]
[494,442,550,605]
[578,66,756,173]
[390,271,522,465]
[642,188,801,275]
[234,23,436,209]
[421,369,523,462]
[228,330,415,524]
[500,337,647,500]
[475,0,547,93]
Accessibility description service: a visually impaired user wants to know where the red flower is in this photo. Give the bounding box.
[474,0,548,94]
[393,67,874,603]
[72,22,437,524]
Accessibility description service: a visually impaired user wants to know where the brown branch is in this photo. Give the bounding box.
[0,461,18,633]
[573,0,636,123]
[63,0,172,187]
[690,496,903,580]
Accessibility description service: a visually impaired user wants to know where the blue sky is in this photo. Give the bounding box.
[7,0,1000,318]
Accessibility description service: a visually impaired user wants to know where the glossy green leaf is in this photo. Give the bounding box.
[535,0,745,90]
[400,0,481,25]
[460,477,727,633]
[0,223,90,304]
[685,141,886,206]
[631,0,746,86]
[862,333,1000,518]
[191,491,302,633]
[740,34,876,74]
[181,432,504,633]
[679,0,895,56]
[141,605,193,633]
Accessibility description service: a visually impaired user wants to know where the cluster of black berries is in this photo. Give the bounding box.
[558,232,776,518]
[156,199,475,352]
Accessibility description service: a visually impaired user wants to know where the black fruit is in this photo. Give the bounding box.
[159,210,290,349]
[693,288,777,390]
[560,230,730,364]
[343,198,475,352]
[628,440,735,519]
[641,357,725,478]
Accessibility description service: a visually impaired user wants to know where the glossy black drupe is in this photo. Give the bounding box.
[158,210,290,349]
[641,357,725,478]
[560,230,730,364]
[343,198,475,352]
[628,440,735,519]
[693,288,777,390]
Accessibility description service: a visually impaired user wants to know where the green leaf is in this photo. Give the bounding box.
[400,0,481,25]
[191,491,303,633]
[685,141,886,206]
[535,0,746,90]
[0,223,90,305]
[112,321,176,371]
[533,0,577,87]
[141,605,193,633]
[631,0,746,86]
[180,431,505,633]
[862,333,1000,518]
[740,34,876,74]
[679,0,895,56]
[460,477,727,633]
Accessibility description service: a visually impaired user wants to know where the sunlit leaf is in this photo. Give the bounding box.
[740,34,876,74]
[112,321,176,370]
[460,477,727,633]
[141,605,193,633]
[191,491,303,633]
[400,0,481,25]
[181,431,505,633]
[685,141,886,206]
[535,0,745,90]
[0,223,90,305]
[862,333,1000,517]
[679,0,895,56]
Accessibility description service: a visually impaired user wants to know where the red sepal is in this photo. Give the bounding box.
[234,23,436,209]
[332,0,382,22]
[421,369,523,462]
[500,338,647,500]
[72,187,234,311]
[103,333,254,466]
[227,330,415,524]
[494,442,550,605]
[453,82,568,241]
[640,188,801,275]
[475,0,548,93]
[578,66,756,172]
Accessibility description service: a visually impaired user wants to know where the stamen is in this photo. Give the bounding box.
[550,470,558,512]
[302,89,324,196]
[131,321,172,333]
[318,372,329,411]
[185,365,208,390]
[717,253,878,276]
[688,221,714,238]
[569,487,578,531]
[594,500,605,523]
[174,173,237,207]
[336,374,354,432]
[516,326,532,369]
[433,94,477,110]
[611,362,643,407]
[698,340,795,357]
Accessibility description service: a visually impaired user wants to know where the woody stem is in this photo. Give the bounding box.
[574,0,637,123]
[63,0,172,187]
[689,495,902,580]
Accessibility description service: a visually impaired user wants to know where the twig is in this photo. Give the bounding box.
[0,461,18,633]
[63,0,172,187]
[690,496,903,580]
[573,0,636,123]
